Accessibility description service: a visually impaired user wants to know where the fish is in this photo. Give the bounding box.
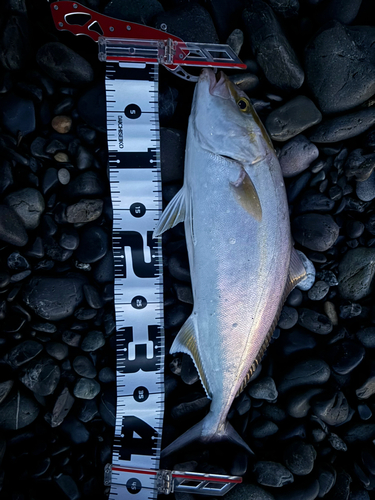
[154,68,307,456]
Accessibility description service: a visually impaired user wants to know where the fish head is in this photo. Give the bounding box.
[191,68,274,165]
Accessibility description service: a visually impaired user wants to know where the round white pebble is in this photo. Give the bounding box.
[58,168,70,185]
[296,250,316,291]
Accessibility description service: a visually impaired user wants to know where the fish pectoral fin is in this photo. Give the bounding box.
[285,247,307,297]
[170,315,212,398]
[153,186,186,238]
[230,169,262,222]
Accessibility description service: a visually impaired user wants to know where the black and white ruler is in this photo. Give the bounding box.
[105,60,165,500]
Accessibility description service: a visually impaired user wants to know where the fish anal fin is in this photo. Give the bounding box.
[153,187,186,238]
[170,315,212,398]
[236,247,307,397]
[230,170,262,222]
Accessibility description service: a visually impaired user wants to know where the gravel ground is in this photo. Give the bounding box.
[1,0,375,499]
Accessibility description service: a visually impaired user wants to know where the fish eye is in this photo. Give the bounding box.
[237,98,250,112]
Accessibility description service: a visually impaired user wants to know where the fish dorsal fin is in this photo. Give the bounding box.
[230,170,262,222]
[170,315,212,399]
[235,247,307,397]
[153,187,186,238]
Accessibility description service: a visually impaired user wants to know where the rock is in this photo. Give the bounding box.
[309,108,375,143]
[55,474,81,500]
[45,342,68,360]
[22,275,86,321]
[20,357,60,396]
[283,440,316,475]
[356,327,375,348]
[356,376,375,400]
[339,303,362,319]
[286,387,324,418]
[74,378,101,400]
[317,464,336,498]
[81,330,105,352]
[51,115,72,134]
[358,404,372,420]
[7,251,29,271]
[104,0,164,24]
[229,73,259,92]
[250,418,278,439]
[329,340,365,375]
[311,391,350,425]
[281,329,316,357]
[286,288,303,307]
[57,168,70,185]
[344,423,375,444]
[5,187,44,229]
[93,251,114,283]
[296,191,335,214]
[66,199,103,224]
[276,480,320,500]
[73,356,97,378]
[0,159,13,194]
[279,135,319,178]
[338,247,375,300]
[226,29,245,56]
[357,171,375,202]
[248,377,278,402]
[77,399,98,423]
[308,281,330,301]
[345,149,375,182]
[0,93,35,136]
[99,367,116,384]
[292,214,339,252]
[296,251,316,291]
[298,308,333,335]
[287,171,312,203]
[278,359,331,393]
[7,340,43,367]
[168,253,190,282]
[0,13,30,71]
[0,205,28,247]
[253,461,294,487]
[44,387,74,427]
[75,227,108,263]
[278,306,298,329]
[266,96,322,142]
[36,42,94,84]
[59,228,79,251]
[77,83,106,133]
[61,416,90,444]
[242,1,304,90]
[328,470,352,500]
[305,22,375,114]
[268,0,299,18]
[225,482,275,500]
[153,3,219,44]
[0,389,39,430]
[64,170,104,198]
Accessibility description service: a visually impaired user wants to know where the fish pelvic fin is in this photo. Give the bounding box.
[153,186,186,238]
[235,247,308,397]
[230,169,262,222]
[161,412,254,458]
[170,315,212,398]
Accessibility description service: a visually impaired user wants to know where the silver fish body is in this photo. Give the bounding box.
[155,68,306,454]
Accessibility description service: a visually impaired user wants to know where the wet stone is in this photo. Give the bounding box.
[66,199,103,224]
[287,288,303,307]
[248,376,278,402]
[292,214,339,252]
[242,1,304,90]
[253,461,294,488]
[64,171,104,199]
[305,22,375,115]
[278,306,298,329]
[308,281,330,301]
[74,378,100,400]
[0,389,39,430]
[298,308,333,335]
[7,251,29,271]
[75,226,108,264]
[160,128,185,183]
[61,415,90,444]
[328,470,352,500]
[81,330,105,352]
[329,340,365,375]
[309,108,375,143]
[99,390,116,427]
[83,283,104,309]
[278,359,331,393]
[73,356,97,379]
[311,391,350,426]
[356,376,375,400]
[346,220,364,239]
[345,150,375,182]
[317,464,336,498]
[44,387,74,428]
[99,367,115,383]
[356,327,375,348]
[45,341,68,361]
[329,432,347,452]
[77,82,106,133]
[44,236,73,262]
[0,93,35,136]
[22,275,86,321]
[338,247,375,300]
[7,340,43,367]
[283,440,316,476]
[77,399,98,423]
[0,204,28,246]
[20,357,60,396]
[59,228,79,251]
[296,191,335,214]
[357,171,375,202]
[36,42,94,84]
[340,303,362,319]
[280,135,319,178]
[281,329,316,357]
[250,419,278,439]
[55,473,80,500]
[266,96,322,142]
[357,404,372,420]
[286,387,324,419]
[225,482,275,500]
[104,0,164,25]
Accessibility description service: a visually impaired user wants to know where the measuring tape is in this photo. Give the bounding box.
[49,2,246,497]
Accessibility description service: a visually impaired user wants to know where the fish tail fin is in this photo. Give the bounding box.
[161,413,254,458]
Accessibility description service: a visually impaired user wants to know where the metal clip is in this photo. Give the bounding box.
[156,469,174,495]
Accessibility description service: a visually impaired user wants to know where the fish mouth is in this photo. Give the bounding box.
[200,68,230,99]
